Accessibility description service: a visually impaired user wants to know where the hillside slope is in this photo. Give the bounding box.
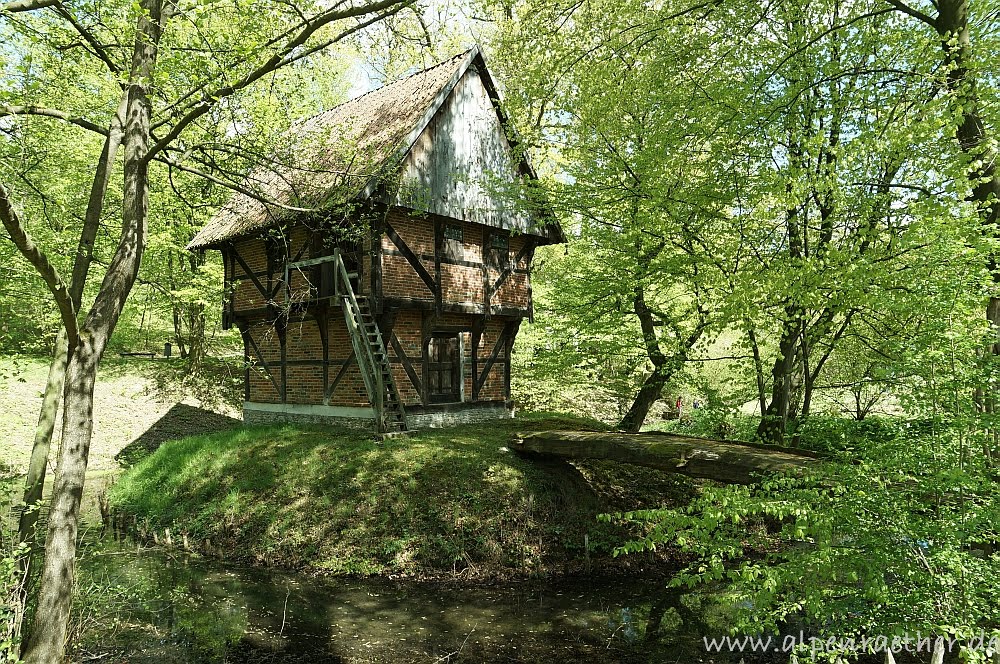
[109,414,694,578]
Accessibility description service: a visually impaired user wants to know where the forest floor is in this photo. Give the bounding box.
[108,414,697,580]
[0,355,241,478]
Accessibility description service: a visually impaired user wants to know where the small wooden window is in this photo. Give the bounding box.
[485,232,511,269]
[315,261,336,300]
[440,224,465,261]
[264,235,284,273]
[443,224,464,242]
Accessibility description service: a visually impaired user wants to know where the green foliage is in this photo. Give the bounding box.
[108,414,682,578]
[609,415,1000,658]
[0,538,27,662]
[492,0,989,437]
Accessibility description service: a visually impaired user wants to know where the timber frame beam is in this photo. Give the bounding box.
[473,318,519,399]
[385,221,438,296]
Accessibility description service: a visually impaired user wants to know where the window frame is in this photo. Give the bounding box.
[440,223,465,261]
[484,231,511,269]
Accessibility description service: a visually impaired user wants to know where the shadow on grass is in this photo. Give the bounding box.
[115,403,243,467]
[109,412,687,578]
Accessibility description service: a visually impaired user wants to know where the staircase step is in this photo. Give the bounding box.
[339,287,407,435]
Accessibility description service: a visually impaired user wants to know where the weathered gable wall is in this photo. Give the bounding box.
[392,66,534,233]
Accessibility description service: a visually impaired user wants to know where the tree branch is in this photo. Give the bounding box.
[883,0,936,26]
[145,0,415,161]
[0,105,109,136]
[158,154,316,213]
[1,0,57,13]
[53,1,122,75]
[0,183,79,347]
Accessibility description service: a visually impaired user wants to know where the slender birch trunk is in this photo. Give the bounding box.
[21,0,165,657]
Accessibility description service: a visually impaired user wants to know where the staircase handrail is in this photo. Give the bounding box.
[332,249,395,432]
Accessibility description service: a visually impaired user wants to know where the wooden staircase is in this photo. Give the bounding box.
[332,250,408,435]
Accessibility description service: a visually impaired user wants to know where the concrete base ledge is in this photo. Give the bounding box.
[242,401,513,429]
[408,405,513,429]
[243,402,375,428]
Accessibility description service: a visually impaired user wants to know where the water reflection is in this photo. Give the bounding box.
[75,540,721,663]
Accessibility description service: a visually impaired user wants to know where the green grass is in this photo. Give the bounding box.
[109,412,693,578]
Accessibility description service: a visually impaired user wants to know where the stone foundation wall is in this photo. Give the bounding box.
[407,404,513,429]
[243,403,375,429]
[242,401,512,430]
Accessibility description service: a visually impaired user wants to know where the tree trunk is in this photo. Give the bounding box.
[184,251,207,369]
[620,366,671,433]
[618,282,705,432]
[20,341,99,662]
[512,430,820,484]
[13,95,129,649]
[758,117,806,445]
[172,306,188,358]
[17,331,67,546]
[168,248,189,359]
[747,325,768,416]
[757,310,802,445]
[185,301,206,368]
[21,0,164,658]
[619,283,667,432]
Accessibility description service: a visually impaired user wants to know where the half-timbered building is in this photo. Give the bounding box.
[187,47,563,433]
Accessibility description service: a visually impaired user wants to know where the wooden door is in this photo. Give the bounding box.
[427,334,461,403]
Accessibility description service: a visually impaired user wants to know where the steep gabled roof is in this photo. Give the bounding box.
[187,47,562,250]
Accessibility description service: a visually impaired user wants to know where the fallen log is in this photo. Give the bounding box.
[511,430,822,484]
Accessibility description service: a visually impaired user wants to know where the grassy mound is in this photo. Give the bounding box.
[109,413,693,578]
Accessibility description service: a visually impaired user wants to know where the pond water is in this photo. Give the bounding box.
[74,538,727,663]
[5,473,746,662]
